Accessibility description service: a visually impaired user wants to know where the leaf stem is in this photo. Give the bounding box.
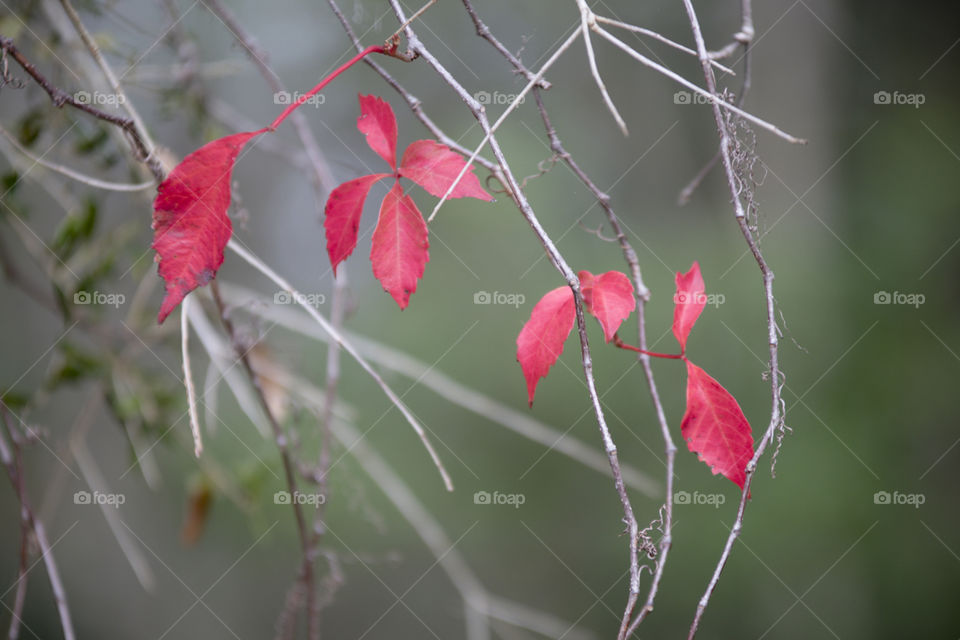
[269,44,386,130]
[613,334,683,359]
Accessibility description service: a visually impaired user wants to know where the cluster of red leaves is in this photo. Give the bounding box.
[517,263,754,488]
[324,95,492,308]
[150,93,491,324]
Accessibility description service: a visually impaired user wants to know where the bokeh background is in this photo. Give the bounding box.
[0,0,957,638]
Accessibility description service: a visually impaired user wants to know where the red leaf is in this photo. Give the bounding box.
[324,173,390,274]
[357,94,398,170]
[673,261,706,352]
[681,360,754,489]
[579,270,635,342]
[370,181,429,309]
[152,129,265,323]
[516,287,575,407]
[398,140,493,201]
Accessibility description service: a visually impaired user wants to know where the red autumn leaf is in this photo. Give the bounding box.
[152,129,266,323]
[681,360,754,489]
[516,286,576,407]
[673,261,706,352]
[370,181,429,309]
[357,94,398,170]
[398,140,493,201]
[579,270,635,342]
[324,173,391,275]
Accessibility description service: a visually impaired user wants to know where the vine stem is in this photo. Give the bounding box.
[268,45,385,130]
[612,334,684,359]
[681,1,785,637]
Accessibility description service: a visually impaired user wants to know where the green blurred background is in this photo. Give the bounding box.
[0,0,957,638]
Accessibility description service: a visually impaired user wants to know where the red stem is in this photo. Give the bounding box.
[613,334,683,359]
[269,44,385,130]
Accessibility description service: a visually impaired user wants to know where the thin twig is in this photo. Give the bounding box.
[425,26,584,222]
[180,296,203,457]
[219,281,659,496]
[57,0,158,155]
[590,25,804,144]
[680,2,785,637]
[458,3,676,631]
[225,239,454,491]
[208,282,319,640]
[0,35,163,181]
[0,408,77,640]
[594,15,736,75]
[0,125,154,192]
[379,6,646,638]
[309,266,349,631]
[574,0,629,136]
[677,0,754,205]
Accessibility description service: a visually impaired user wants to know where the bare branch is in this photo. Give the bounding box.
[0,32,161,181]
[575,0,629,136]
[219,281,660,497]
[594,15,736,75]
[0,125,154,192]
[225,239,455,491]
[679,1,786,637]
[0,408,76,640]
[180,296,203,457]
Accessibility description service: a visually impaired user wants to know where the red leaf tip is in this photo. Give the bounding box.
[672,261,706,351]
